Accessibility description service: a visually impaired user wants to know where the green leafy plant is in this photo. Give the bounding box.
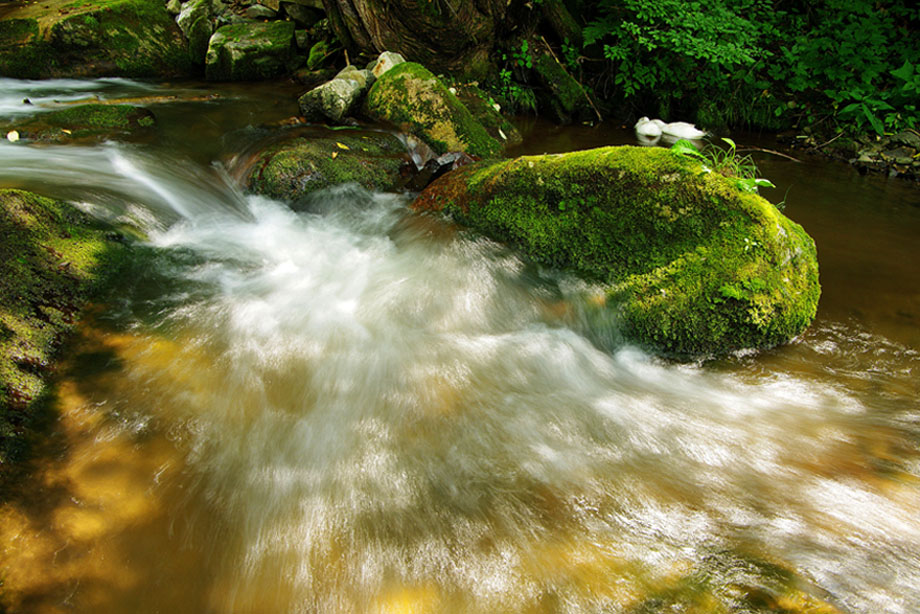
[671,138,775,194]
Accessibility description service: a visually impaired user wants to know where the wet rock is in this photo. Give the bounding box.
[451,82,522,146]
[335,64,374,90]
[414,146,820,358]
[0,103,156,143]
[176,0,214,64]
[205,21,297,81]
[293,67,335,88]
[294,29,310,50]
[282,2,324,27]
[245,129,410,201]
[363,62,502,158]
[298,77,363,123]
[0,0,192,79]
[404,151,477,192]
[891,130,920,149]
[166,0,183,15]
[245,4,277,19]
[367,50,405,80]
[532,51,594,124]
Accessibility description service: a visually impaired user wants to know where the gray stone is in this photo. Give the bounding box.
[245,4,277,18]
[294,29,310,50]
[281,2,323,26]
[298,78,363,123]
[282,0,323,8]
[367,51,405,79]
[335,65,374,91]
[176,0,214,64]
[891,130,920,148]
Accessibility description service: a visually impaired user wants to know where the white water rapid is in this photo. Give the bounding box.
[1,82,919,614]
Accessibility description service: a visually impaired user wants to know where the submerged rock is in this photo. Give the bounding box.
[246,129,410,201]
[0,0,193,79]
[414,146,820,358]
[0,103,156,143]
[363,62,502,158]
[204,21,297,81]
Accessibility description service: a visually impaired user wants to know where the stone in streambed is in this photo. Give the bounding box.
[205,21,297,81]
[0,0,192,79]
[246,130,410,201]
[1,103,156,143]
[414,146,820,358]
[363,61,501,158]
[176,0,214,64]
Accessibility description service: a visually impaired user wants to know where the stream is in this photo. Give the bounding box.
[1,79,919,614]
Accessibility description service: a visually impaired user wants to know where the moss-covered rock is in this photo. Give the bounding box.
[532,51,593,124]
[204,21,297,81]
[246,129,410,201]
[0,189,127,465]
[451,82,522,146]
[363,62,502,159]
[0,0,193,79]
[414,146,820,358]
[175,0,213,65]
[1,103,156,143]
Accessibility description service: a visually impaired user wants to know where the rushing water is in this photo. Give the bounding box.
[1,81,919,614]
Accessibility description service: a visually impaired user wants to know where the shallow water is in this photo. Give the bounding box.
[1,82,919,614]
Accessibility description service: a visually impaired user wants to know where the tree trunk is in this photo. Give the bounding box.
[320,0,537,76]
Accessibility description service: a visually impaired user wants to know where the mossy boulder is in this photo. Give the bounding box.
[414,146,820,358]
[363,62,502,159]
[175,0,213,64]
[1,103,156,143]
[0,0,193,79]
[451,82,522,146]
[246,129,410,202]
[532,51,593,124]
[0,189,126,464]
[204,21,297,81]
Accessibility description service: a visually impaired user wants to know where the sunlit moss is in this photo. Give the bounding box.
[414,146,820,358]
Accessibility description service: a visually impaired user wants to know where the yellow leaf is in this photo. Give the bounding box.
[336,142,350,150]
[61,128,72,134]
[331,151,338,159]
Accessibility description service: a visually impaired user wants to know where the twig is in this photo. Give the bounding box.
[736,147,802,163]
[814,132,843,150]
[539,35,602,123]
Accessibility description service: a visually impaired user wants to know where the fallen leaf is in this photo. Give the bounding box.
[331,151,339,159]
[335,142,350,150]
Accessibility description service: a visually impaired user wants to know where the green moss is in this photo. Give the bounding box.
[532,52,591,123]
[0,189,128,466]
[364,62,502,158]
[247,131,408,201]
[0,0,192,78]
[449,82,522,147]
[205,21,296,81]
[414,146,820,358]
[1,103,156,143]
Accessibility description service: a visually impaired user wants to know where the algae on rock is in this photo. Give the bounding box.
[363,62,502,159]
[205,21,297,81]
[0,0,192,79]
[1,103,156,143]
[246,129,409,202]
[414,146,820,358]
[0,189,127,464]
